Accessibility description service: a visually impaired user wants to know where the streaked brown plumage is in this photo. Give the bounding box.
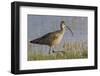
[30,21,73,54]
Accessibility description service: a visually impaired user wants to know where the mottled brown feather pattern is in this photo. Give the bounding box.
[30,30,64,46]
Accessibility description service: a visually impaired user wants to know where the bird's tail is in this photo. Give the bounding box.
[30,38,40,44]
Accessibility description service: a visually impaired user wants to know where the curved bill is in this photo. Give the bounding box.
[66,26,73,36]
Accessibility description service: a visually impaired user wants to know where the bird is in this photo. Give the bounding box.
[30,21,73,54]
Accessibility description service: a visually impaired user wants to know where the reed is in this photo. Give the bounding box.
[28,41,88,61]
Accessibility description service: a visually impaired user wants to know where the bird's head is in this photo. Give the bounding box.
[60,21,73,36]
[60,21,66,30]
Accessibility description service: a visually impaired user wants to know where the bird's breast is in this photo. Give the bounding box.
[51,33,64,46]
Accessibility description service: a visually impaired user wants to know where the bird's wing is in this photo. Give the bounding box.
[41,31,59,40]
[30,31,60,45]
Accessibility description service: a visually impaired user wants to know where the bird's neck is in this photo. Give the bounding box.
[60,28,65,34]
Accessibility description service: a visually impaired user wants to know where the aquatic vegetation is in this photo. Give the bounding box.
[28,41,88,61]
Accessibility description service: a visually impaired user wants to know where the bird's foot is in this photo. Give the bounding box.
[52,50,55,53]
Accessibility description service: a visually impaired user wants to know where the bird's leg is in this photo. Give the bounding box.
[52,46,55,53]
[49,47,52,54]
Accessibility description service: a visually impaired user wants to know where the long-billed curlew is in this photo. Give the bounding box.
[30,21,73,54]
